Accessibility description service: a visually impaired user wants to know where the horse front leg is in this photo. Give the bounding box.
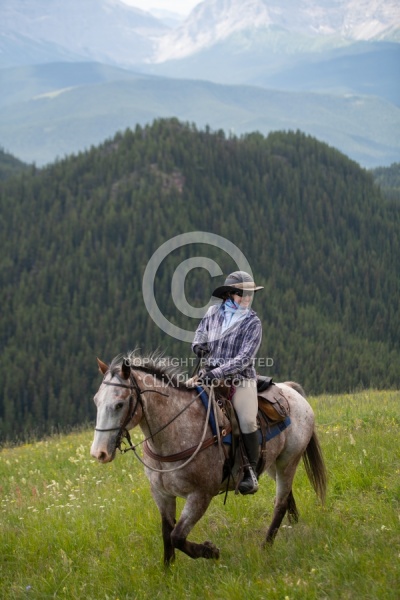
[170,491,219,560]
[151,489,177,565]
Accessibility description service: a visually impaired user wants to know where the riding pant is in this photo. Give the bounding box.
[231,378,258,434]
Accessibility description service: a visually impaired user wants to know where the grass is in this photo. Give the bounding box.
[1,390,399,599]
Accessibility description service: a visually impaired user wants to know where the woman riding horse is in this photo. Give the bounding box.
[192,270,263,495]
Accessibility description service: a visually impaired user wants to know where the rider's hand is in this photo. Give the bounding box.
[198,371,216,387]
[193,344,208,358]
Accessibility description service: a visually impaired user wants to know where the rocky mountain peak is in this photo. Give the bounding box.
[154,0,400,62]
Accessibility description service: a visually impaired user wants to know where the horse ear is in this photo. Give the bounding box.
[97,358,108,375]
[121,359,131,380]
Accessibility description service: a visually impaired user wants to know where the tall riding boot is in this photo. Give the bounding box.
[238,431,260,495]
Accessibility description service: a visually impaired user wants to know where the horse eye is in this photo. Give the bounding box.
[115,402,124,410]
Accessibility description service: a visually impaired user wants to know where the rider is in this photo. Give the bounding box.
[191,270,263,495]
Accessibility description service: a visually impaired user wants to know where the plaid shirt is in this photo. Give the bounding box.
[192,303,262,380]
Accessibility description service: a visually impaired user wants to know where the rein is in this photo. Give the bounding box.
[131,385,226,473]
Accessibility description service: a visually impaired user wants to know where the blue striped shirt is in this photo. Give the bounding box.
[192,303,262,380]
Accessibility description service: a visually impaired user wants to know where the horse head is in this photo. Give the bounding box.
[90,357,142,463]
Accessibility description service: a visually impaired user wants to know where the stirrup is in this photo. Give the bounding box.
[238,466,259,495]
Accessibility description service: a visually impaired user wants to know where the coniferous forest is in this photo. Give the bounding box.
[1,119,399,442]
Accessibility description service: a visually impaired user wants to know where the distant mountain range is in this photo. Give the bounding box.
[154,0,400,63]
[0,0,399,167]
[1,61,398,168]
[2,0,399,68]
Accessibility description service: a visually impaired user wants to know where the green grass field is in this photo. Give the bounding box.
[1,391,399,599]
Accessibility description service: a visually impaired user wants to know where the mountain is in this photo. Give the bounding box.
[154,0,400,62]
[2,2,397,107]
[149,36,400,105]
[0,120,399,441]
[147,1,400,105]
[148,8,185,28]
[0,62,398,167]
[0,62,146,108]
[0,0,168,68]
[0,1,398,168]
[256,42,400,105]
[0,31,87,68]
[1,0,399,70]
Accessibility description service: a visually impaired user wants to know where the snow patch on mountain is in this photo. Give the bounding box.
[153,0,400,63]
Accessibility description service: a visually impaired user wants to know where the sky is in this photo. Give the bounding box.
[121,0,201,16]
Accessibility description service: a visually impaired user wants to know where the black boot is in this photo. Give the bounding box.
[238,431,260,495]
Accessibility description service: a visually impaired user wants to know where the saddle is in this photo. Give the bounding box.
[213,376,289,424]
[198,377,291,493]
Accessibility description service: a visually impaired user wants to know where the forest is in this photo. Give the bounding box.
[0,119,399,442]
[371,161,400,202]
[0,148,29,181]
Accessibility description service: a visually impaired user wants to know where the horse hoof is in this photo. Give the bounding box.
[262,537,274,549]
[203,540,220,559]
[164,553,176,567]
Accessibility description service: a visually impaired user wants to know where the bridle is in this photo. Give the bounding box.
[94,372,144,452]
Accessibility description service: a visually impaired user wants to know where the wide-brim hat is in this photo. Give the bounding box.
[212,270,264,299]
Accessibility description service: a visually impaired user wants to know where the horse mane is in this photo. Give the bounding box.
[109,350,188,389]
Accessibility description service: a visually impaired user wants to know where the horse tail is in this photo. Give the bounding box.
[284,381,327,502]
[284,380,306,398]
[303,429,327,504]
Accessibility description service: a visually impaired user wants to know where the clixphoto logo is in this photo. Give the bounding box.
[142,231,255,343]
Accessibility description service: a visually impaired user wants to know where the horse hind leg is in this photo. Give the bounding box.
[170,492,219,561]
[264,459,300,546]
[287,490,299,524]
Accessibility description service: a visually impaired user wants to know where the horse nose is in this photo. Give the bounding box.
[90,444,110,463]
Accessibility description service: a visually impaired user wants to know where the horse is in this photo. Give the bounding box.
[90,352,327,565]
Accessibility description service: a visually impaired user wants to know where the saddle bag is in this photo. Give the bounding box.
[257,383,290,423]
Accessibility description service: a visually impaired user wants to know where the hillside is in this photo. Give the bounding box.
[0,63,399,167]
[0,120,399,442]
[1,391,399,597]
[0,147,29,180]
[371,162,400,201]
